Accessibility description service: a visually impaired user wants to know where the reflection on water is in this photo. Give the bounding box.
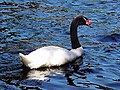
[0,0,120,90]
[25,67,67,81]
[27,69,51,81]
[24,58,82,81]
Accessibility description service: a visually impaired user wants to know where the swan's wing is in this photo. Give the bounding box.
[19,46,83,69]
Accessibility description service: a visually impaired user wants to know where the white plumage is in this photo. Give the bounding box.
[19,16,92,69]
[19,46,83,69]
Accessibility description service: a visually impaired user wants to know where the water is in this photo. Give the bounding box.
[0,0,120,90]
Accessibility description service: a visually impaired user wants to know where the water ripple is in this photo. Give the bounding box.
[0,0,120,90]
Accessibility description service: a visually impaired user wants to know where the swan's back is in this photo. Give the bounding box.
[19,46,83,69]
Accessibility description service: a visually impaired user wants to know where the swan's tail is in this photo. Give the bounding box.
[19,53,31,66]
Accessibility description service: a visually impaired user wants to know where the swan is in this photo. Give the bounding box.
[19,16,92,69]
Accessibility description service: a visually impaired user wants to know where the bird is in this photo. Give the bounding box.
[19,16,92,69]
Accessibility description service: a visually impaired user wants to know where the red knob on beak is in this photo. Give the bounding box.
[86,20,92,26]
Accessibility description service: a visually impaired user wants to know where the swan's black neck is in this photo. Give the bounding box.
[70,20,81,49]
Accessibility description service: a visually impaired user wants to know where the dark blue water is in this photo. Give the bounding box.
[0,0,120,90]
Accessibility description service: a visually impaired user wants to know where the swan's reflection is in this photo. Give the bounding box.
[23,57,83,82]
[26,67,66,81]
[27,69,50,81]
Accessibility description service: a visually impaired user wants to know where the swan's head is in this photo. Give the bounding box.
[74,16,92,26]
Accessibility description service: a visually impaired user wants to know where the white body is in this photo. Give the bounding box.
[19,46,83,69]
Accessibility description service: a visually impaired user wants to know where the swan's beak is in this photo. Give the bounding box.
[86,20,92,28]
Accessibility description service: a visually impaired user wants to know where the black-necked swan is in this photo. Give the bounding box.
[19,16,92,69]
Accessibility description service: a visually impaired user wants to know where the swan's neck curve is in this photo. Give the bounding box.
[70,20,81,49]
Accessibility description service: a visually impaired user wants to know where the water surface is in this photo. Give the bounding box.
[0,0,120,90]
